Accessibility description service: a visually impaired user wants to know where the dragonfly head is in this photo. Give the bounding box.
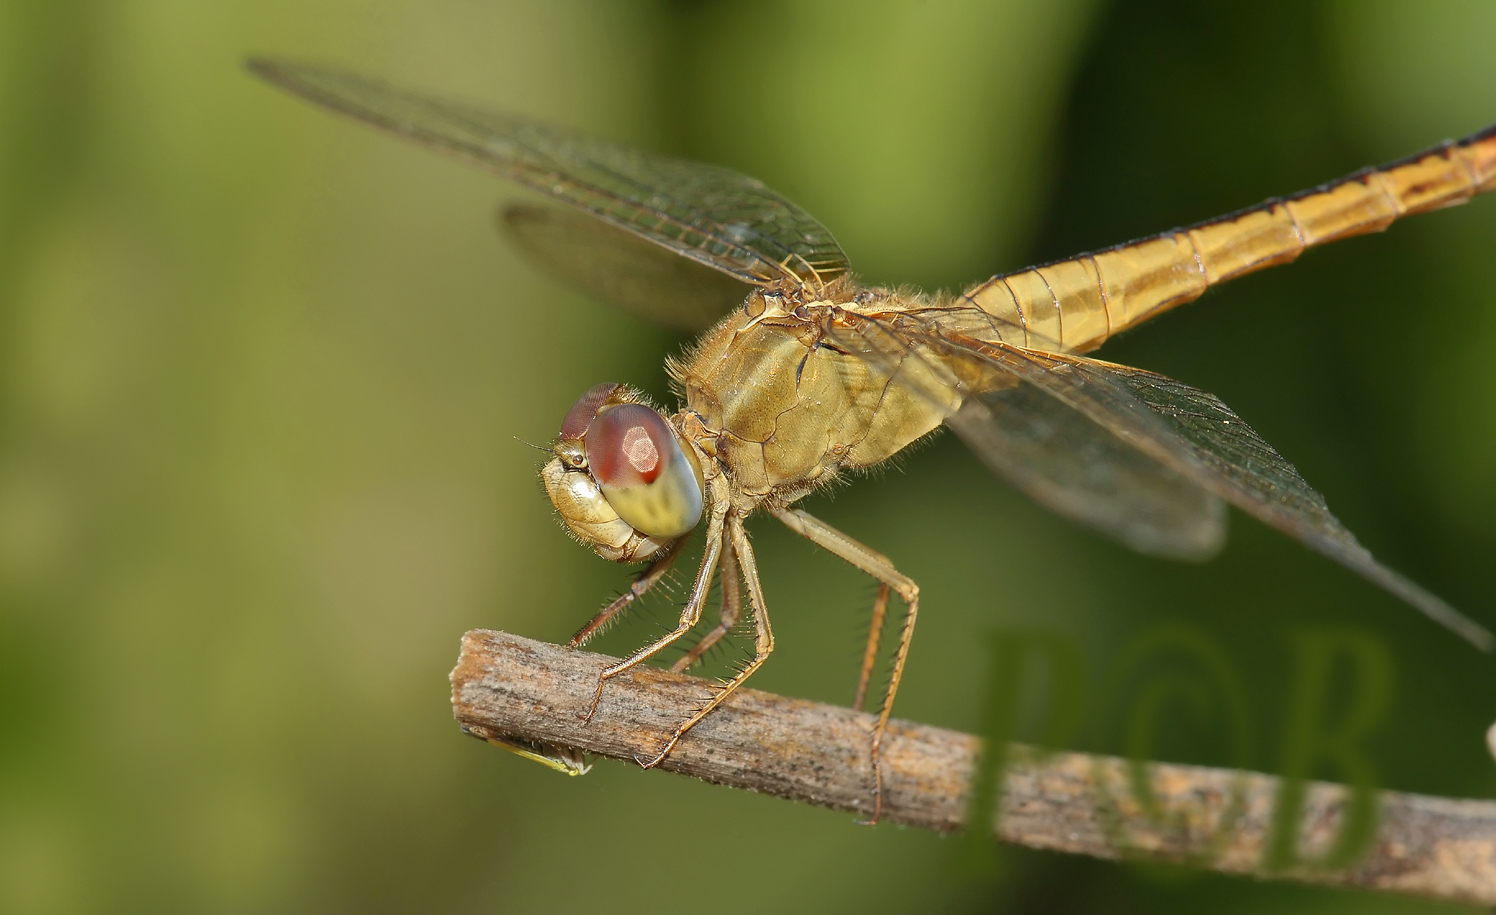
[541,383,704,563]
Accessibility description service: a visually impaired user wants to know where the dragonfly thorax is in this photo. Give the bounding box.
[674,299,948,502]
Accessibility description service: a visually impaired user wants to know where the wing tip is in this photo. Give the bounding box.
[244,56,338,98]
[244,55,289,82]
[244,55,313,99]
[1450,614,1495,653]
[1371,563,1493,652]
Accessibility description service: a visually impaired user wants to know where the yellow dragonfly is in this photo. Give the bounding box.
[251,58,1494,822]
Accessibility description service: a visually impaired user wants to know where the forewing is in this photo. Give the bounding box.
[824,310,1490,649]
[249,59,850,292]
[501,202,751,333]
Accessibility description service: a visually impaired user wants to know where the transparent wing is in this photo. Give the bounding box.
[823,307,1491,650]
[953,378,1227,560]
[500,202,751,333]
[825,307,1228,561]
[249,58,850,292]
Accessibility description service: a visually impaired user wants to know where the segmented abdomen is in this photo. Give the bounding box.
[962,123,1496,353]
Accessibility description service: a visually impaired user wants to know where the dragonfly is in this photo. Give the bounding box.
[251,58,1495,822]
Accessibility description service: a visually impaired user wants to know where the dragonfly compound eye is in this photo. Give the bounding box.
[585,404,703,539]
[560,382,623,442]
[542,388,702,562]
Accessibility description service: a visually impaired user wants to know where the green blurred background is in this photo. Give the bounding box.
[2,0,1495,911]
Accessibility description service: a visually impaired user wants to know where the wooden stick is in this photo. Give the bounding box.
[451,629,1496,904]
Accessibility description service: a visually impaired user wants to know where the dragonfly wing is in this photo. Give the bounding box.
[1031,353,1489,649]
[824,310,1491,649]
[501,202,752,333]
[823,311,1227,560]
[249,58,850,293]
[950,381,1226,560]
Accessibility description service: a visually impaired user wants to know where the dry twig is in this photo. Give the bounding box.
[451,629,1496,905]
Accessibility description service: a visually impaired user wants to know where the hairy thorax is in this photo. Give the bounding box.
[671,290,949,505]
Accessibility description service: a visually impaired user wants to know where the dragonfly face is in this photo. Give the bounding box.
[541,383,704,563]
[250,57,1496,823]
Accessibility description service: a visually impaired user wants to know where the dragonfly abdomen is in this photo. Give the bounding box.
[963,122,1496,354]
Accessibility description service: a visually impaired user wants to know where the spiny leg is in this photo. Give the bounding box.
[871,583,918,824]
[568,537,687,648]
[639,512,773,768]
[582,495,728,721]
[773,506,918,825]
[853,583,890,712]
[670,536,742,673]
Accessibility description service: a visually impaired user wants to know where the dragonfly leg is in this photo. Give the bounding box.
[669,536,741,673]
[853,583,890,712]
[568,537,687,648]
[773,506,918,826]
[583,485,728,722]
[638,512,773,768]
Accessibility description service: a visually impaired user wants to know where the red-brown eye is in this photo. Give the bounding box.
[583,404,702,539]
[585,404,674,486]
[560,383,621,440]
